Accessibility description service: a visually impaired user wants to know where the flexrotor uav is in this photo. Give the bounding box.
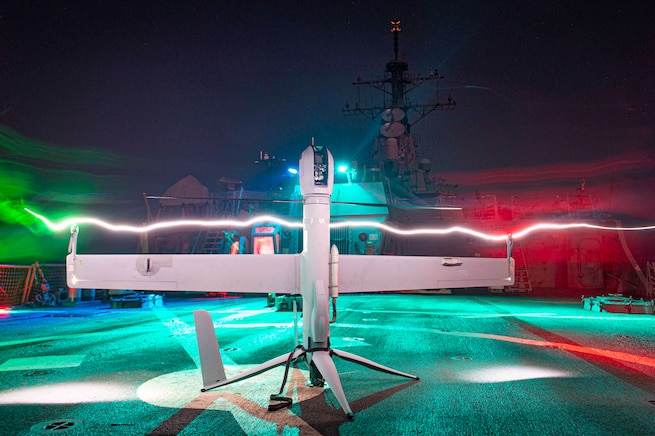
[66,144,515,417]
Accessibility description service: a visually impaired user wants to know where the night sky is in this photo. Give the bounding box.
[1,1,654,261]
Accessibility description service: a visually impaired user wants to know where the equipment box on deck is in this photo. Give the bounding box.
[275,295,303,312]
[110,298,143,309]
[582,294,654,314]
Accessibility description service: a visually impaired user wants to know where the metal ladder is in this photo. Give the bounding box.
[198,230,225,254]
[647,261,655,299]
[507,242,532,293]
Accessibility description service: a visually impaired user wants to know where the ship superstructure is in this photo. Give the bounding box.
[142,20,654,298]
[344,20,455,197]
[341,20,654,297]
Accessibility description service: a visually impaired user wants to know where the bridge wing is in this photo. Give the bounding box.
[338,255,514,293]
[66,253,300,293]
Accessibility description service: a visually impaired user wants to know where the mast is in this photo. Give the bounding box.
[343,20,456,196]
[343,19,455,130]
[387,19,409,108]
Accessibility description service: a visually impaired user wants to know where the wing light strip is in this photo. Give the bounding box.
[24,208,655,242]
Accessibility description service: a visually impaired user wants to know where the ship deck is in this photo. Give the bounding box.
[2,293,655,435]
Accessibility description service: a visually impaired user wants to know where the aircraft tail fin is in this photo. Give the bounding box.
[193,310,227,390]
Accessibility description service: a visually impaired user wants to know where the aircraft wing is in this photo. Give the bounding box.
[66,252,512,294]
[66,253,299,293]
[338,255,514,293]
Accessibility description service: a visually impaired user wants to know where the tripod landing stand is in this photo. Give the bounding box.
[194,310,418,417]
